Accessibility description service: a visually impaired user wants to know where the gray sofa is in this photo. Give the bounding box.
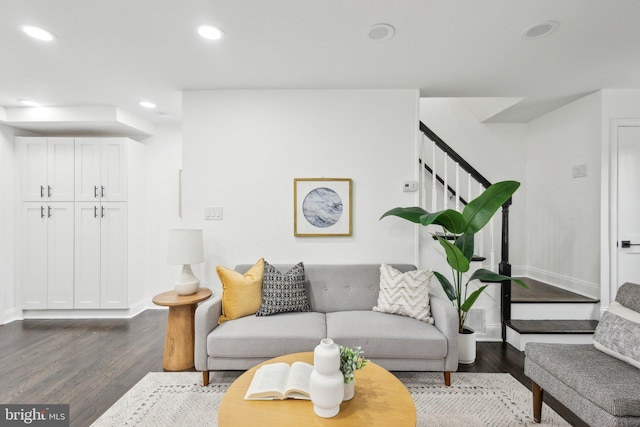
[195,264,458,386]
[525,283,640,426]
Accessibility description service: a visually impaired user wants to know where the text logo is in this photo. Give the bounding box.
[1,405,69,426]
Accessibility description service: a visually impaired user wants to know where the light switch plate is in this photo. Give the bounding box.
[205,206,223,220]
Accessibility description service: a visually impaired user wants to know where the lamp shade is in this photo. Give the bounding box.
[167,229,204,265]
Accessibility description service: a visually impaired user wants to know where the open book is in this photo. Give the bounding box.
[244,361,313,400]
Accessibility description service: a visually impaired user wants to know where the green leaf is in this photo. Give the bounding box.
[468,269,528,288]
[437,237,470,273]
[419,210,465,233]
[455,233,475,261]
[460,285,488,312]
[433,271,457,301]
[462,181,520,234]
[379,206,428,223]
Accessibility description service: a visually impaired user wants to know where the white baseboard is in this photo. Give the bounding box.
[475,323,503,342]
[2,307,21,325]
[21,298,159,320]
[506,328,594,352]
[511,265,599,300]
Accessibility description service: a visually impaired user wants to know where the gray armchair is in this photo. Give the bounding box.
[524,283,640,426]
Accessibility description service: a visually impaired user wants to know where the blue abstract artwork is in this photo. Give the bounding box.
[302,187,343,228]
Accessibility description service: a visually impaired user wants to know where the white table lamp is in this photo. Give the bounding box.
[168,229,204,295]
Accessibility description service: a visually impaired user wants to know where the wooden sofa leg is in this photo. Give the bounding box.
[203,371,210,387]
[444,371,451,386]
[532,380,543,423]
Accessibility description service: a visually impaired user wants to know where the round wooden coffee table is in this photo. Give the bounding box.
[218,352,416,426]
[152,288,212,371]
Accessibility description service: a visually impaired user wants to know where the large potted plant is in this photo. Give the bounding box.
[380,180,527,364]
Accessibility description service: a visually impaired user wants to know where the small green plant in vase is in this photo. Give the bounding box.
[338,345,369,400]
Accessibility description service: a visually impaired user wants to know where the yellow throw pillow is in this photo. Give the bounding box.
[217,258,265,324]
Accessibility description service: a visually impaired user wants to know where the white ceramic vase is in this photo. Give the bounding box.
[310,339,344,417]
[343,381,355,401]
[458,328,476,365]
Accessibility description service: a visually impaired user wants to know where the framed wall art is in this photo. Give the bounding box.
[294,178,352,237]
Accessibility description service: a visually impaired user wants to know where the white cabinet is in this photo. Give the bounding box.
[75,138,127,202]
[19,137,74,202]
[18,136,142,313]
[21,202,74,309]
[74,202,128,309]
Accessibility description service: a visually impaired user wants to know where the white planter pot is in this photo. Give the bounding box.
[343,381,355,401]
[458,329,476,365]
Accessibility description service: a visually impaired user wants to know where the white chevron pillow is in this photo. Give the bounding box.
[373,264,434,324]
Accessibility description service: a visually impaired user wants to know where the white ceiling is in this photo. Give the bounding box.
[2,0,640,134]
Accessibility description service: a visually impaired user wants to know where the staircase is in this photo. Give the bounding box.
[418,121,601,348]
[505,277,600,351]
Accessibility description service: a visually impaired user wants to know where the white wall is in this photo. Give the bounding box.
[182,90,419,293]
[142,125,183,299]
[0,124,16,324]
[526,92,602,299]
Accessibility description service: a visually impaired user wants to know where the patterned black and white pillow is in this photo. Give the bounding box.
[256,261,311,316]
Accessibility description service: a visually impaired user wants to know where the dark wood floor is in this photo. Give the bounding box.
[0,310,587,427]
[512,277,599,303]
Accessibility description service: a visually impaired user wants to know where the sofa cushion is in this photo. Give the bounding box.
[217,258,264,324]
[208,312,326,358]
[326,311,447,360]
[525,343,640,417]
[593,301,640,369]
[373,263,434,324]
[256,261,311,316]
[616,282,640,312]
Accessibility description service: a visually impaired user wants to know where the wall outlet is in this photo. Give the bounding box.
[403,181,418,192]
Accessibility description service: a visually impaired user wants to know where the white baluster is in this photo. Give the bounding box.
[421,139,427,210]
[477,182,484,260]
[443,154,448,209]
[455,163,460,212]
[490,216,495,271]
[431,140,437,212]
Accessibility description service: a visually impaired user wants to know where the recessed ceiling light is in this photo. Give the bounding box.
[21,25,56,42]
[139,101,157,109]
[197,25,224,41]
[365,24,395,41]
[18,99,43,107]
[522,21,559,39]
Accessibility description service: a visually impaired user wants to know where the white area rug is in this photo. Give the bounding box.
[92,371,569,426]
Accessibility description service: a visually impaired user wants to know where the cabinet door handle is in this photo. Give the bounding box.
[94,185,98,198]
[47,206,52,218]
[40,206,45,218]
[101,206,105,218]
[47,186,52,198]
[40,185,44,198]
[94,206,98,218]
[101,186,105,198]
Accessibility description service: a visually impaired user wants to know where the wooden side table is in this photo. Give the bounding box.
[152,287,212,371]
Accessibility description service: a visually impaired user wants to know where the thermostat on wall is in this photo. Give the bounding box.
[403,181,418,192]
